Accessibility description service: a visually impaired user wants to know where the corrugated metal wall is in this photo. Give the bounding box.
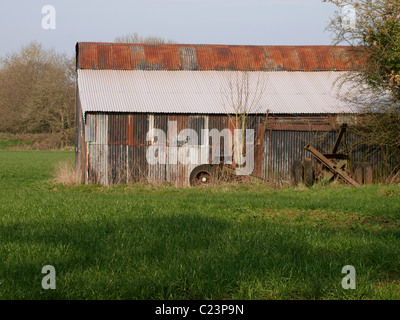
[77,112,387,186]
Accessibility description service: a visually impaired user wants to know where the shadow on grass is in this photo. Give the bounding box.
[1,213,399,299]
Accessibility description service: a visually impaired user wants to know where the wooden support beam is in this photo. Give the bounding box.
[305,144,360,187]
[331,123,347,154]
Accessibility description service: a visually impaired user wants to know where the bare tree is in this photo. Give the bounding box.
[221,71,268,168]
[114,32,176,45]
[0,41,75,145]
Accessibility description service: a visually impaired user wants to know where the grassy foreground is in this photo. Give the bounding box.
[0,150,399,300]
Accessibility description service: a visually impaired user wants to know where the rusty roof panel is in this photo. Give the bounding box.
[212,45,238,70]
[78,43,98,69]
[76,43,356,71]
[112,45,132,70]
[97,44,112,70]
[143,45,181,70]
[247,46,266,71]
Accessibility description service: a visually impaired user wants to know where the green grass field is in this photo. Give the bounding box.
[0,150,399,300]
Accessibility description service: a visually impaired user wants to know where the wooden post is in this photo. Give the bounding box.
[363,163,373,184]
[331,123,347,154]
[354,163,363,185]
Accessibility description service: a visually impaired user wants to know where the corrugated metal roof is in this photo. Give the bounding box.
[78,69,358,116]
[76,43,357,71]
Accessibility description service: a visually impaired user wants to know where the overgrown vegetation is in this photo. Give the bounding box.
[0,150,399,300]
[325,0,400,167]
[0,132,74,150]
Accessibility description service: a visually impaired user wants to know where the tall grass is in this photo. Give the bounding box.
[52,160,80,186]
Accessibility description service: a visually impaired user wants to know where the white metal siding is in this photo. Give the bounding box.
[78,70,359,116]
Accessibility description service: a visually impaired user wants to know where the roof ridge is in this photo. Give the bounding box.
[76,43,357,71]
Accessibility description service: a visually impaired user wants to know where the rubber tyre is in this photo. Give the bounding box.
[189,164,216,187]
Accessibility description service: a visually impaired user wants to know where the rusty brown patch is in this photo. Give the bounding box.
[76,43,356,71]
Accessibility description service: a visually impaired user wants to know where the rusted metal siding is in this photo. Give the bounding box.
[207,114,229,164]
[148,114,168,183]
[84,113,150,185]
[127,113,149,183]
[76,43,356,72]
[264,130,326,181]
[84,113,109,185]
[80,112,254,185]
[108,113,129,145]
[78,111,388,186]
[166,114,190,186]
[75,88,85,183]
[262,129,387,182]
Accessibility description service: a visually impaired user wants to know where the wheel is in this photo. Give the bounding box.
[189,165,216,187]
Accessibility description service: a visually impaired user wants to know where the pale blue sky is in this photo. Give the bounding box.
[0,0,339,57]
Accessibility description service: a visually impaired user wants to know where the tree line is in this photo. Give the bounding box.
[0,34,175,146]
[0,42,76,145]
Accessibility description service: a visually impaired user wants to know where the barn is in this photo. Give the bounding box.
[75,42,377,187]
